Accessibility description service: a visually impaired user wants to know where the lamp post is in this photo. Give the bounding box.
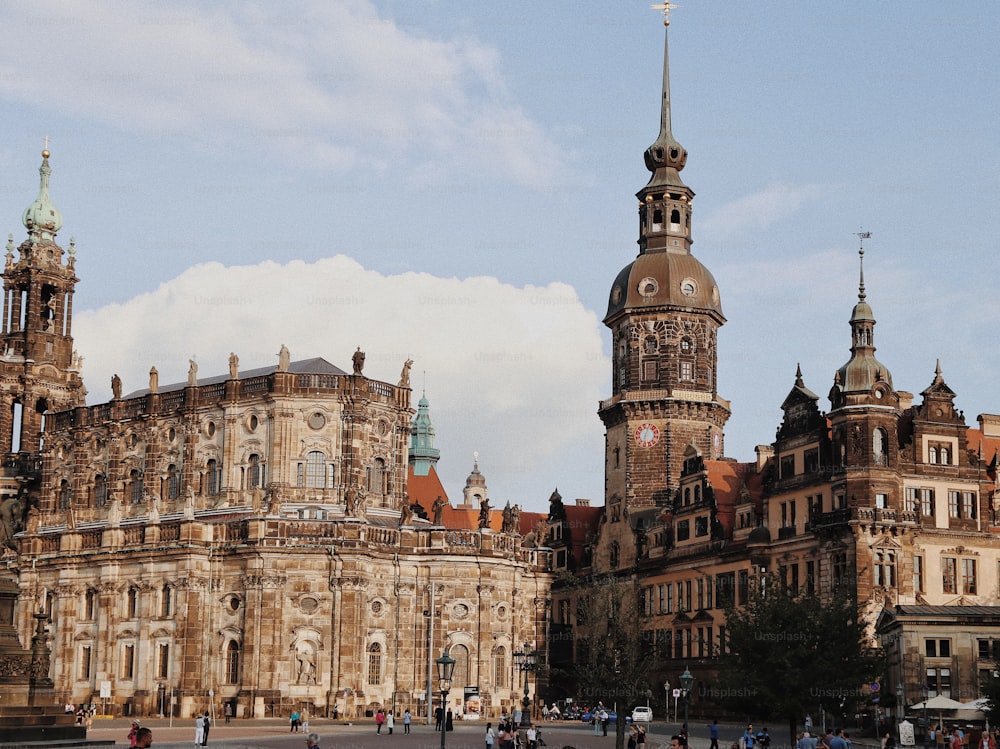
[437,652,456,749]
[513,644,539,728]
[664,681,670,724]
[920,684,929,749]
[680,667,694,736]
[896,682,904,738]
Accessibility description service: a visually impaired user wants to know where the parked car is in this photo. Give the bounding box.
[631,706,653,723]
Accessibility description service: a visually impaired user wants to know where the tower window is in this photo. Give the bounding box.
[652,209,663,230]
[670,208,681,225]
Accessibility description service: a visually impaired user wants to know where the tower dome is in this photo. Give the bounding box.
[22,149,63,241]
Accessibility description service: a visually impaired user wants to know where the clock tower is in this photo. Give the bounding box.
[600,11,730,509]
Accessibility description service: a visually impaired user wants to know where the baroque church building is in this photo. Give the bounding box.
[550,9,1000,714]
[2,150,554,719]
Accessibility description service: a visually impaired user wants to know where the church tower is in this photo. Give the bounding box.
[600,9,730,508]
[0,149,84,456]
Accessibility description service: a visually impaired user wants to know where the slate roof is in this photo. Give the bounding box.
[124,357,348,398]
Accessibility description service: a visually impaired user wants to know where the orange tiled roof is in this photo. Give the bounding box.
[967,429,1000,482]
[407,465,449,510]
[704,459,765,537]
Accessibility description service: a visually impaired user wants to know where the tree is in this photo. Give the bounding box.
[713,576,884,745]
[567,574,660,749]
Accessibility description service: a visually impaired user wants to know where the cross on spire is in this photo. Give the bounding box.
[651,2,679,26]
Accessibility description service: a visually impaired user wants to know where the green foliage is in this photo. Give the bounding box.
[569,574,660,749]
[714,576,883,741]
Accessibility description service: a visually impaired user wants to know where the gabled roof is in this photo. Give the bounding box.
[125,357,348,397]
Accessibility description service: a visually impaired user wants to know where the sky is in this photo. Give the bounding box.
[0,1,998,512]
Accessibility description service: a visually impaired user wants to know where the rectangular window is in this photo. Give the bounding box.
[791,564,800,592]
[780,455,795,479]
[676,520,690,542]
[658,584,666,614]
[157,643,170,679]
[920,488,935,516]
[643,360,658,381]
[836,493,847,510]
[704,577,713,609]
[666,585,673,614]
[679,361,693,381]
[695,516,709,537]
[962,559,977,595]
[804,448,819,474]
[942,557,957,594]
[737,570,749,605]
[914,556,924,593]
[939,639,951,658]
[806,561,816,595]
[122,644,135,680]
[963,492,977,519]
[80,645,92,680]
[906,487,918,512]
[684,580,692,612]
[979,640,993,660]
[948,491,960,518]
[926,639,937,658]
[875,493,888,509]
[716,572,735,607]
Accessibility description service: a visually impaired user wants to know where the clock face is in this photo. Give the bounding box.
[634,423,660,448]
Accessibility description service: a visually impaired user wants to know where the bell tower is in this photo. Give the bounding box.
[600,8,730,508]
[0,149,85,455]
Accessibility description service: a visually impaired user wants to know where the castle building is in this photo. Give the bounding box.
[551,9,1000,713]
[3,152,553,720]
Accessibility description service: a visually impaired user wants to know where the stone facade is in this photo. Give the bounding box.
[2,152,553,720]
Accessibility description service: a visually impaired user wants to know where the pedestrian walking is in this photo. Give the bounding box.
[387,712,394,735]
[376,708,386,734]
[224,703,232,725]
[707,720,720,749]
[486,721,496,749]
[194,713,204,746]
[201,712,210,746]
[404,709,412,734]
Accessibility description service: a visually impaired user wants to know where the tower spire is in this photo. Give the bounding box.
[643,4,689,190]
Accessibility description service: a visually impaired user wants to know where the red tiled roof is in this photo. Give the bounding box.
[967,429,1000,482]
[704,460,765,537]
[407,465,449,509]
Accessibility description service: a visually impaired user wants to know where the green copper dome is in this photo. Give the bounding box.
[22,150,63,241]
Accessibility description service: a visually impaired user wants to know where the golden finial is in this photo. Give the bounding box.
[42,135,50,159]
[651,2,679,25]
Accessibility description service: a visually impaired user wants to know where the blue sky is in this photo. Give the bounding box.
[1,1,997,511]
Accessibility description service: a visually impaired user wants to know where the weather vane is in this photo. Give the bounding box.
[855,229,872,254]
[651,2,679,25]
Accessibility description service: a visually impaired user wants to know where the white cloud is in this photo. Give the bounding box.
[0,0,565,188]
[72,256,608,510]
[702,183,822,240]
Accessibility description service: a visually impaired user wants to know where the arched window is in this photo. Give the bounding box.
[306,451,326,489]
[872,428,888,466]
[165,464,180,500]
[940,447,949,465]
[450,644,470,688]
[126,587,139,618]
[225,641,240,684]
[928,447,938,464]
[493,646,507,689]
[248,454,262,489]
[59,480,72,510]
[129,469,143,504]
[84,589,97,620]
[367,643,383,685]
[206,459,221,496]
[93,474,107,507]
[694,485,702,503]
[670,208,681,225]
[160,585,172,618]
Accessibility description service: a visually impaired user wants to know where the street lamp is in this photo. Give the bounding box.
[513,644,539,728]
[437,652,456,749]
[896,682,904,737]
[920,684,929,749]
[679,667,694,737]
[664,681,670,723]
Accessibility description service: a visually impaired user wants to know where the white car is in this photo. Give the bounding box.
[631,706,653,723]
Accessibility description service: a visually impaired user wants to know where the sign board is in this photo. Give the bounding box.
[871,683,881,693]
[99,681,111,699]
[463,687,481,720]
[672,689,681,698]
[898,720,915,747]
